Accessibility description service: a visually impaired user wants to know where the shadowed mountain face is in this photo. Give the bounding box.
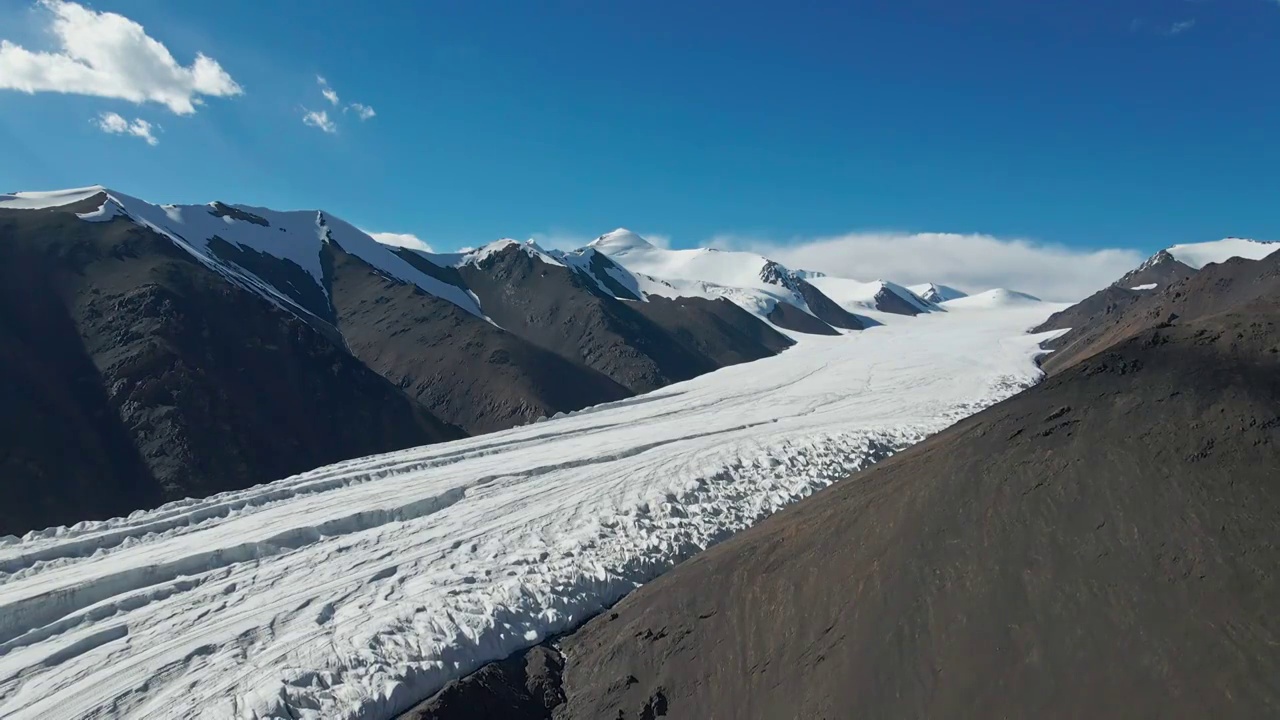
[456,246,795,395]
[1036,252,1280,374]
[0,204,462,536]
[458,246,716,394]
[0,197,805,534]
[871,284,928,315]
[407,267,1280,720]
[792,278,867,329]
[326,242,631,434]
[1114,249,1197,290]
[631,296,794,368]
[758,260,866,330]
[766,300,841,335]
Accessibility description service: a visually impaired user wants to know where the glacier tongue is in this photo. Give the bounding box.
[0,301,1065,720]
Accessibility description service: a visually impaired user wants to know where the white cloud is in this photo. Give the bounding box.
[302,109,336,134]
[0,0,241,114]
[93,110,158,145]
[309,75,374,129]
[1165,19,1196,36]
[642,233,672,249]
[367,231,433,253]
[712,231,1145,302]
[316,75,339,105]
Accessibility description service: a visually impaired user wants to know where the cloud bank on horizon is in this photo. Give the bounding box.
[711,231,1145,302]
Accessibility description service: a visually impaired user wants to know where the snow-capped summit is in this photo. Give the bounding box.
[588,228,655,254]
[1114,238,1278,290]
[806,276,938,317]
[908,283,968,305]
[942,288,1041,309]
[587,231,865,333]
[0,186,485,320]
[458,238,565,268]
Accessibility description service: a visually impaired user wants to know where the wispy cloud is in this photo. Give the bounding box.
[317,75,339,105]
[302,109,336,134]
[1130,17,1198,37]
[366,231,432,252]
[308,75,375,131]
[94,111,159,145]
[711,231,1144,302]
[0,0,241,114]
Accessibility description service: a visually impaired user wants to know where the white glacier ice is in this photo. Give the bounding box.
[0,267,1066,720]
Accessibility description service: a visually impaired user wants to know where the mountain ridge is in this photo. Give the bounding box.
[405,251,1280,720]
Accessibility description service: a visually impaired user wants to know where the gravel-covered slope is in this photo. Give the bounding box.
[1036,251,1279,374]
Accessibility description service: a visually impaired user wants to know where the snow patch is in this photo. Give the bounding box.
[1129,283,1158,291]
[75,198,125,223]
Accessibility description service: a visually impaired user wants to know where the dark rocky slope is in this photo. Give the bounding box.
[458,245,794,394]
[1113,249,1197,290]
[459,246,715,393]
[0,194,809,534]
[766,300,840,336]
[410,289,1280,719]
[871,284,929,316]
[326,242,631,433]
[0,203,462,536]
[758,261,866,330]
[631,296,794,368]
[1036,252,1279,374]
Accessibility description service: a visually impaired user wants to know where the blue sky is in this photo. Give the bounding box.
[1,0,1278,296]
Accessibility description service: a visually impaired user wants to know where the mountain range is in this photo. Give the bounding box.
[402,237,1280,720]
[0,186,952,535]
[2,183,1277,719]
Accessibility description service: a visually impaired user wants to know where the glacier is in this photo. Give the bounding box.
[0,300,1065,720]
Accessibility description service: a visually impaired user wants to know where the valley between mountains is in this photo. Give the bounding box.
[0,187,1276,720]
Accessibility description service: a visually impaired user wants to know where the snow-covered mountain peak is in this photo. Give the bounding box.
[942,288,1041,309]
[588,228,654,253]
[0,186,486,321]
[1114,238,1278,290]
[459,238,565,268]
[908,283,968,304]
[758,259,804,293]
